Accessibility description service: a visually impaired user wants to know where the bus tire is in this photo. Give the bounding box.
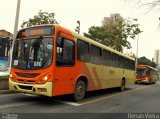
[119,79,125,91]
[153,79,156,84]
[149,79,152,84]
[73,80,86,102]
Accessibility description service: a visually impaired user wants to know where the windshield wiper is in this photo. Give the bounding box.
[33,36,43,46]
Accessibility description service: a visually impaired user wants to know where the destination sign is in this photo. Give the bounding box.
[17,26,54,38]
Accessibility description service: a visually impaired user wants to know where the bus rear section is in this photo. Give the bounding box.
[136,65,158,84]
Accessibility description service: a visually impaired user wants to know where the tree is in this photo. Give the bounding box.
[84,18,142,52]
[21,10,58,28]
[125,0,160,13]
[83,26,108,43]
[138,56,156,68]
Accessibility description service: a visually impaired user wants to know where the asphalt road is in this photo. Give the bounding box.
[0,82,160,119]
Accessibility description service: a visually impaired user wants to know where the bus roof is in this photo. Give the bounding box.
[18,24,135,61]
[137,65,157,71]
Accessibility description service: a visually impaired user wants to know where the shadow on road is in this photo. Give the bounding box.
[11,86,135,105]
[50,87,134,102]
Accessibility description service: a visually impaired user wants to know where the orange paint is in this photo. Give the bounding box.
[136,65,158,84]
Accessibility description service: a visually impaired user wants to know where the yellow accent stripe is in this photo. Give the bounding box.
[80,86,149,105]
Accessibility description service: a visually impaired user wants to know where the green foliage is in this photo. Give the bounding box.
[83,26,108,44]
[84,18,142,52]
[138,56,156,68]
[21,10,58,28]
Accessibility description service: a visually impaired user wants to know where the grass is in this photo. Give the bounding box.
[0,76,9,80]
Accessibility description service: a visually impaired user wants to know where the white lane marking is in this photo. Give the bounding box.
[23,93,38,97]
[0,93,81,107]
[0,93,23,97]
[23,94,81,106]
[55,100,82,106]
[0,102,34,109]
[156,81,160,84]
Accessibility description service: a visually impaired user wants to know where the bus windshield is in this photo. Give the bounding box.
[136,68,150,76]
[12,37,53,70]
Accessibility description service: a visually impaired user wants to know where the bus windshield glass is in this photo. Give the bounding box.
[136,68,150,76]
[12,37,53,70]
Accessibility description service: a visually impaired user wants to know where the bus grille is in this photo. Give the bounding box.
[15,72,40,78]
[18,85,33,90]
[17,79,36,84]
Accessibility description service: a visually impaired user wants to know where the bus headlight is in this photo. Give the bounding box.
[145,77,148,80]
[39,74,51,84]
[9,74,14,81]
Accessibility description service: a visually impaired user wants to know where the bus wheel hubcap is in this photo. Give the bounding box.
[77,85,84,96]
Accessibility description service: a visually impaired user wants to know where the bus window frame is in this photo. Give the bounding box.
[56,36,75,67]
[77,39,90,62]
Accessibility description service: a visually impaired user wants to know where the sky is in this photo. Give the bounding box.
[0,0,160,60]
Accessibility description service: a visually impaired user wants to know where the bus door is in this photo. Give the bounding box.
[54,35,76,96]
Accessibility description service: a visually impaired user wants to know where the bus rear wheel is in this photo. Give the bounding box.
[73,80,86,102]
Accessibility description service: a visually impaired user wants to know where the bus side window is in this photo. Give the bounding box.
[56,37,75,66]
[90,44,101,64]
[56,37,63,58]
[102,50,111,66]
[77,39,90,62]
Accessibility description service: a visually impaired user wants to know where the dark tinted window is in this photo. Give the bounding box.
[56,37,75,66]
[90,44,102,64]
[77,39,90,62]
[112,53,119,67]
[102,50,111,66]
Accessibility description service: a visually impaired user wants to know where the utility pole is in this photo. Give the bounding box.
[135,34,139,69]
[159,17,160,27]
[13,0,21,39]
[9,0,21,73]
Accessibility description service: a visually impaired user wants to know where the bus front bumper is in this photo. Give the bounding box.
[9,79,53,97]
[135,79,150,84]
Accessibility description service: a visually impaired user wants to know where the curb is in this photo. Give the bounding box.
[0,90,18,95]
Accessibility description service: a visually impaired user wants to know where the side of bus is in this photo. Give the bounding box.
[53,26,135,101]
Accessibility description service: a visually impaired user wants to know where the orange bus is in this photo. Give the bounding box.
[136,65,159,84]
[9,24,135,101]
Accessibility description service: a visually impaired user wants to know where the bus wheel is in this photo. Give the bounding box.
[119,79,125,91]
[153,79,156,84]
[73,80,86,102]
[149,79,152,84]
